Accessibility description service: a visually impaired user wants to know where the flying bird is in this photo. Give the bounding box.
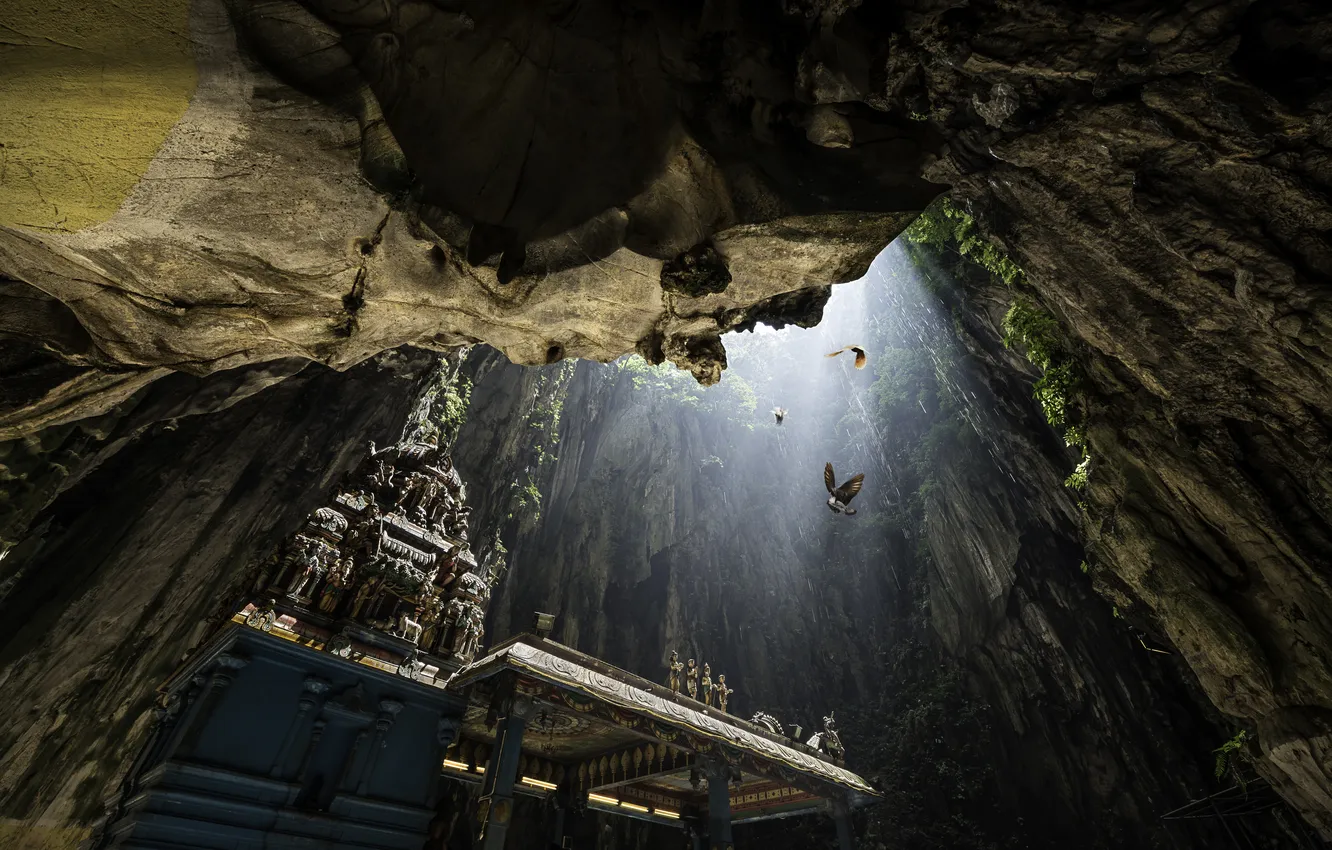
[824,463,864,515]
[773,407,787,425]
[825,345,867,369]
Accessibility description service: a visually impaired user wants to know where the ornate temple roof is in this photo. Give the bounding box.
[447,634,880,821]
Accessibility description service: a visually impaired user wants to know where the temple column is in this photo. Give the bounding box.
[172,654,249,756]
[356,698,404,794]
[476,694,535,850]
[831,798,856,850]
[271,675,330,778]
[428,715,463,806]
[549,779,571,848]
[702,757,733,850]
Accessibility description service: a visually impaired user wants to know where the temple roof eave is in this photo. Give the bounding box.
[449,638,881,800]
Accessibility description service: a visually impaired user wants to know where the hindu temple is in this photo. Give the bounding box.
[87,434,877,850]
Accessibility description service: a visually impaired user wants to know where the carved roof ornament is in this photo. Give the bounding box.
[235,434,505,676]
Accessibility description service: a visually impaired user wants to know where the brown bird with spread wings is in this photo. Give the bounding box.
[825,345,867,369]
[824,463,864,515]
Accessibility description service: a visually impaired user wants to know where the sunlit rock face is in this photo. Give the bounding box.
[0,0,938,439]
[889,0,1332,830]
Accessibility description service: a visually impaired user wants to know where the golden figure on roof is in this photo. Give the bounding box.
[716,674,733,713]
[685,658,699,699]
[701,663,714,706]
[668,650,683,692]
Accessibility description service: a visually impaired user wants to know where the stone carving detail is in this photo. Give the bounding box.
[241,436,503,666]
[807,712,845,761]
[244,598,277,632]
[750,712,783,735]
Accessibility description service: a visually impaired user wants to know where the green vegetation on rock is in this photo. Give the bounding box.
[404,359,473,448]
[615,355,757,426]
[906,198,1025,288]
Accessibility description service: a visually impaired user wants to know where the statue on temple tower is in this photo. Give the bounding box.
[454,603,485,662]
[716,675,733,714]
[701,664,713,707]
[317,558,351,614]
[401,471,442,524]
[667,651,683,693]
[442,594,468,637]
[343,506,381,558]
[818,712,845,761]
[393,609,424,644]
[287,541,326,599]
[418,587,446,651]
[349,575,382,619]
[685,659,698,700]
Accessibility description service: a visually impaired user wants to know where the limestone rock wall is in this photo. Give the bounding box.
[0,348,439,839]
[888,0,1332,827]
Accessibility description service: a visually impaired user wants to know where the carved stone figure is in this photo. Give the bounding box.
[343,506,381,558]
[349,575,382,619]
[317,558,350,613]
[287,542,325,598]
[716,674,733,714]
[454,603,485,662]
[667,650,683,693]
[701,664,713,706]
[685,659,698,700]
[418,588,446,650]
[442,596,468,632]
[821,712,844,761]
[368,454,393,491]
[394,610,424,644]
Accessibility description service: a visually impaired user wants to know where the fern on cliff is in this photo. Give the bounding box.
[905,197,1025,289]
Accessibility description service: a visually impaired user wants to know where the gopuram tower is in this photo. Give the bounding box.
[89,435,499,850]
[243,435,499,679]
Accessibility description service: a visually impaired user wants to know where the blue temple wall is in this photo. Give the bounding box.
[101,625,468,850]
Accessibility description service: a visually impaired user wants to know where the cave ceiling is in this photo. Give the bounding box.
[3,0,1332,837]
[0,0,941,439]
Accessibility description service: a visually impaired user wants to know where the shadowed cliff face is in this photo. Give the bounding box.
[0,348,439,841]
[904,0,1332,821]
[0,0,1328,842]
[452,242,1309,848]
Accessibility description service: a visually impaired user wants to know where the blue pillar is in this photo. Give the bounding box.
[832,798,856,850]
[429,716,462,806]
[476,695,535,850]
[549,780,571,848]
[271,675,330,777]
[702,757,733,850]
[356,698,404,794]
